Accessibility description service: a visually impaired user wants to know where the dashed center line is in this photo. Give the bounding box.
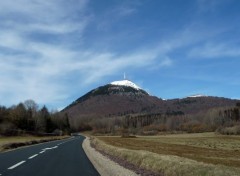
[28,154,38,159]
[39,145,59,154]
[8,160,26,170]
[2,139,75,174]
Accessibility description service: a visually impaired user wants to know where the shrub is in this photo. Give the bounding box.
[216,125,240,135]
[0,122,18,136]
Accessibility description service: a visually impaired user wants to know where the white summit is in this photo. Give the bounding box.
[188,94,207,98]
[110,80,141,90]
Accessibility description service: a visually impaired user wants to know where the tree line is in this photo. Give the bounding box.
[6,99,237,136]
[0,100,70,136]
[123,102,240,135]
[70,102,240,135]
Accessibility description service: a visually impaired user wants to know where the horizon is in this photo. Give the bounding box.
[0,0,240,110]
[2,78,239,111]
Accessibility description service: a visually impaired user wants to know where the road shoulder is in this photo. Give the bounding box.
[82,137,138,176]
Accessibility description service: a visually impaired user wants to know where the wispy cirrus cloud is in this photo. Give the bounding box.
[0,0,89,107]
[1,0,238,108]
[0,0,176,108]
[0,1,171,108]
[0,42,170,107]
[188,43,240,58]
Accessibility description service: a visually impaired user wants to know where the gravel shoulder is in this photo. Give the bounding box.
[82,136,138,176]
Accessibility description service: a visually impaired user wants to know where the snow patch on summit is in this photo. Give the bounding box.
[110,80,141,90]
[188,94,207,98]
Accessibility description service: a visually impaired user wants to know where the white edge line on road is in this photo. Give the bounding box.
[8,160,26,170]
[28,154,38,159]
[1,137,72,154]
[39,151,45,154]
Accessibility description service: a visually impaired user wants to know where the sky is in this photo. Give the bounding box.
[0,0,240,110]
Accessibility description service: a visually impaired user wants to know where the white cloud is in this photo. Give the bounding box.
[96,1,139,31]
[0,31,23,49]
[2,2,229,108]
[160,57,173,66]
[0,30,171,107]
[188,43,240,58]
[0,0,89,106]
[3,0,235,108]
[0,0,89,37]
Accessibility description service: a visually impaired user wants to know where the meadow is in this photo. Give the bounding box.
[94,132,240,176]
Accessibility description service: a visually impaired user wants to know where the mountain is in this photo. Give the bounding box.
[63,80,165,119]
[62,80,238,119]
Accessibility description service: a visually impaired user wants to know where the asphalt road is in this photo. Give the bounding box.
[0,136,100,176]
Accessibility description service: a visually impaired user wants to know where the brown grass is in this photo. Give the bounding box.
[97,133,240,168]
[0,135,68,152]
[93,132,240,176]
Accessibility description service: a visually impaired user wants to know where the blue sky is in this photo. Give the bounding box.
[0,0,240,110]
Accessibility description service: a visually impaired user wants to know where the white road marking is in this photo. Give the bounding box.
[43,146,58,150]
[40,145,59,153]
[8,161,26,170]
[28,154,38,159]
[43,147,52,150]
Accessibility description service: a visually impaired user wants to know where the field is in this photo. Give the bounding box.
[94,133,240,175]
[0,135,67,152]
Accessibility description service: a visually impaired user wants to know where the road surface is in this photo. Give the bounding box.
[0,136,100,176]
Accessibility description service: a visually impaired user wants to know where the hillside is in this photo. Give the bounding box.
[62,80,238,119]
[165,96,237,114]
[63,82,165,119]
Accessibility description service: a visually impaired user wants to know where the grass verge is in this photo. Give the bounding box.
[0,135,68,152]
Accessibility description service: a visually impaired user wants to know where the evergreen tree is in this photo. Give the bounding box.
[35,106,49,133]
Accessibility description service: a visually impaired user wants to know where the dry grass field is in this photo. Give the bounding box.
[94,132,240,176]
[0,136,68,152]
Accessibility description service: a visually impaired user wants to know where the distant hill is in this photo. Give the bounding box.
[165,96,237,114]
[62,80,238,120]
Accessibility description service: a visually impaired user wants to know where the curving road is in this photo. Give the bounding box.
[0,136,100,176]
